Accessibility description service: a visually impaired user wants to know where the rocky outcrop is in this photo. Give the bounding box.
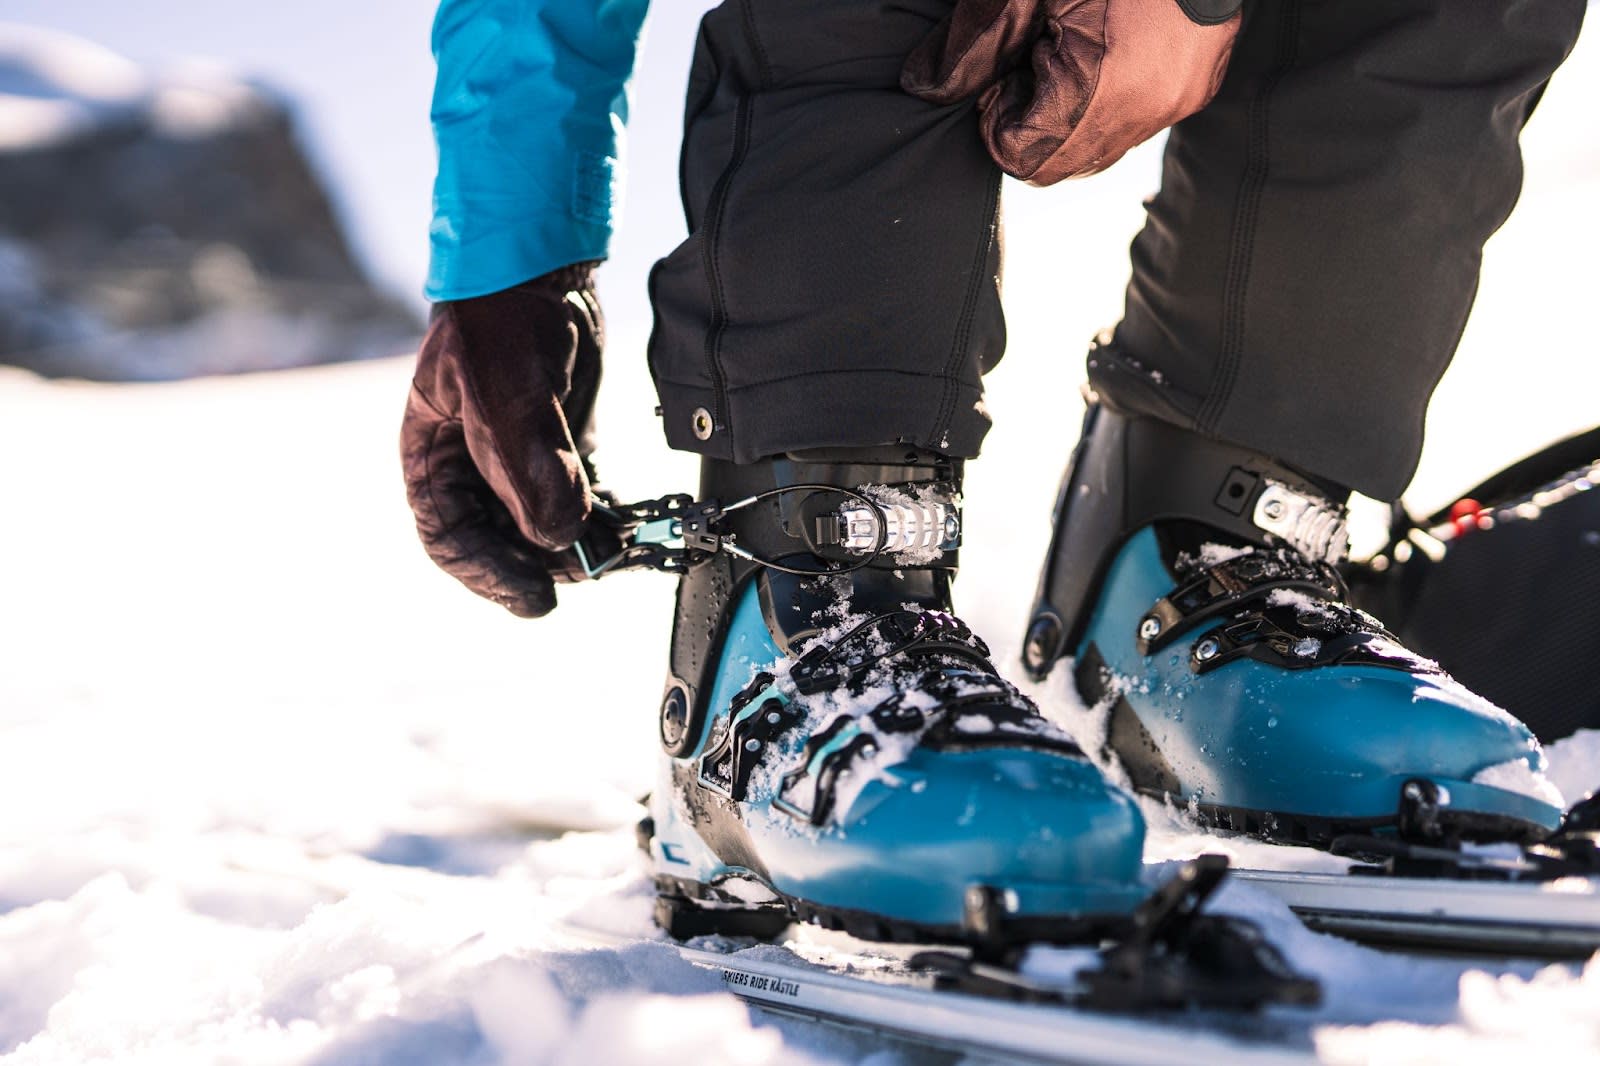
[0,25,421,380]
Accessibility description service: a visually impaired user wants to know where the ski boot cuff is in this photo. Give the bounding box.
[698,446,964,578]
[650,445,1154,936]
[662,448,967,761]
[1027,405,1562,845]
[1024,402,1352,678]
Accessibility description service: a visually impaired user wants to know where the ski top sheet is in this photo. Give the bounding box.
[1231,867,1600,957]
[552,914,1322,1066]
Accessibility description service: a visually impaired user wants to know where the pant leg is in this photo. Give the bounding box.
[1093,0,1586,501]
[648,0,1004,463]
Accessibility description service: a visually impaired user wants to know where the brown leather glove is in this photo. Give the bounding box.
[401,263,604,618]
[902,0,1242,185]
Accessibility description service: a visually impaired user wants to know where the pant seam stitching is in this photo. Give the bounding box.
[738,0,774,88]
[933,172,1000,447]
[700,96,750,453]
[694,1,774,456]
[1202,1,1301,435]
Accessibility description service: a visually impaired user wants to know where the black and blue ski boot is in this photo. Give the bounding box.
[646,448,1147,942]
[1023,401,1564,847]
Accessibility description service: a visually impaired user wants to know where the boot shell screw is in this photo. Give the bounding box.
[690,407,714,440]
[1262,498,1286,520]
[1139,617,1162,641]
[1195,638,1220,662]
[660,688,689,751]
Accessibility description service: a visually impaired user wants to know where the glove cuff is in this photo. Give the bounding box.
[430,262,600,322]
[521,260,600,294]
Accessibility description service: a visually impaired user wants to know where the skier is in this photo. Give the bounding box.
[401,0,1585,938]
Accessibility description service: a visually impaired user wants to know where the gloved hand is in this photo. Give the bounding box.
[902,0,1242,185]
[401,263,604,618]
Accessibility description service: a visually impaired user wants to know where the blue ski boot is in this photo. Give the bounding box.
[1022,402,1564,847]
[646,448,1147,942]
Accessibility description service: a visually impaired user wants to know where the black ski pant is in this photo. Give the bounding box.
[646,0,1585,501]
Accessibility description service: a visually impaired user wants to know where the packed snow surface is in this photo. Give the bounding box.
[4,348,1598,1064]
[3,3,1599,1063]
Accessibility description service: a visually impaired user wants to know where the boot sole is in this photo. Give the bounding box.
[654,873,958,945]
[1167,795,1549,848]
[654,874,1123,948]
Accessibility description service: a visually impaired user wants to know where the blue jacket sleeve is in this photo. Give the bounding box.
[426,0,650,301]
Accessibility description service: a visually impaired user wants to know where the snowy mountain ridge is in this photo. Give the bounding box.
[0,23,421,381]
[0,23,272,152]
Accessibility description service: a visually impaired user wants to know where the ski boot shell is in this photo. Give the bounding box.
[1075,527,1560,840]
[1025,401,1563,845]
[648,451,1147,942]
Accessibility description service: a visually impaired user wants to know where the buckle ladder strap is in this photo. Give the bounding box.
[698,694,806,803]
[801,732,880,827]
[1252,479,1352,564]
[1192,608,1426,675]
[789,611,991,696]
[1131,544,1432,675]
[1136,551,1340,655]
[767,610,1083,826]
[578,482,963,579]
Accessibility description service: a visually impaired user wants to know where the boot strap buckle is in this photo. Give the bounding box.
[1253,480,1350,564]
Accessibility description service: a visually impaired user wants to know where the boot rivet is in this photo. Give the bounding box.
[660,688,689,751]
[690,407,715,440]
[1195,638,1220,662]
[1262,498,1286,520]
[766,711,782,725]
[1139,617,1162,641]
[744,738,762,753]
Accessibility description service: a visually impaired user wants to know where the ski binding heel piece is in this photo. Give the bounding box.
[1331,782,1600,881]
[912,855,1322,1012]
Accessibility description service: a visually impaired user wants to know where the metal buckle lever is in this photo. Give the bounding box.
[571,495,694,578]
[568,482,960,580]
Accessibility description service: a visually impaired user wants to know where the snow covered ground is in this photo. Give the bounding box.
[3,6,1599,1064]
